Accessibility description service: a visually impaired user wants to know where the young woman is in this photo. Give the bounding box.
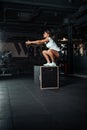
[26,30,61,66]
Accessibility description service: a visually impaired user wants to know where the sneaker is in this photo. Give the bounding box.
[43,63,51,66]
[49,62,56,66]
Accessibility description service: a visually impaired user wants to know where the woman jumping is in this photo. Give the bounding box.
[26,30,61,66]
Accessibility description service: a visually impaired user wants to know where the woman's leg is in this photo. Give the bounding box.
[47,49,60,63]
[42,50,51,63]
[42,49,60,66]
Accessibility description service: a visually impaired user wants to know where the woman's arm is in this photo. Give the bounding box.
[26,38,49,45]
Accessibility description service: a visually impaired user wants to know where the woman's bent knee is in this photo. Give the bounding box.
[42,50,47,55]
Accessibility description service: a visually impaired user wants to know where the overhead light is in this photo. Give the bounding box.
[58,37,68,42]
[62,37,68,41]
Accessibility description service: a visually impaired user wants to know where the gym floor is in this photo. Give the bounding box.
[0,74,87,130]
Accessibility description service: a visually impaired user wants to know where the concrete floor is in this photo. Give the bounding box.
[0,74,87,130]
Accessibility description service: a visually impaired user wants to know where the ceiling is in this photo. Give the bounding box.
[0,0,87,40]
[1,0,83,7]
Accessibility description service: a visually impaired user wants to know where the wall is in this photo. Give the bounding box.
[73,56,87,75]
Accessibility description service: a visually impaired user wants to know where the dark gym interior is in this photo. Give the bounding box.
[0,0,87,130]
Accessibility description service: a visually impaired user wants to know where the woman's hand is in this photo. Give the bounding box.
[25,40,32,45]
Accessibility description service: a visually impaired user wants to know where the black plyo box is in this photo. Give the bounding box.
[40,66,59,89]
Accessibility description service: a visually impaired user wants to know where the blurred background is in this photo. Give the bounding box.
[0,0,87,76]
